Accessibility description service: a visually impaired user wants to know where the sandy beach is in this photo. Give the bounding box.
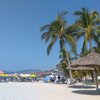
[0,82,100,100]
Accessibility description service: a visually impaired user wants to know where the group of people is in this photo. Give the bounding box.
[44,74,65,84]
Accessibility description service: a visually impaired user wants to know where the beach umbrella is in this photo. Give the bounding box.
[0,74,8,77]
[30,74,37,78]
[0,70,5,74]
[20,74,30,78]
[8,74,18,78]
[70,52,100,93]
[44,75,50,82]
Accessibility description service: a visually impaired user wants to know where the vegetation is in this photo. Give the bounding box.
[40,11,76,56]
[40,8,100,81]
[73,8,100,53]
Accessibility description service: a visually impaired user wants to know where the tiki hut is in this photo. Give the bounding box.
[70,52,100,93]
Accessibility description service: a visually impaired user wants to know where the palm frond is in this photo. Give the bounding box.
[93,18,100,25]
[65,24,79,35]
[92,33,100,46]
[47,36,57,55]
[74,11,82,16]
[82,36,88,54]
[40,25,50,32]
[91,10,99,18]
[57,11,67,21]
[41,32,52,43]
[64,34,76,52]
[75,31,85,41]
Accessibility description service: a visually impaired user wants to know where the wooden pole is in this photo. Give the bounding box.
[94,68,99,93]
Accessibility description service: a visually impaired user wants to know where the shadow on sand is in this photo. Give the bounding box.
[72,90,100,95]
[68,85,95,89]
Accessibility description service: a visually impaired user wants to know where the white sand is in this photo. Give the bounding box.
[0,82,100,100]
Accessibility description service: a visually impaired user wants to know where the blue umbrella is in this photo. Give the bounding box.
[44,75,50,82]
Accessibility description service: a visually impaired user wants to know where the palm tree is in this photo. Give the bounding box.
[74,8,100,53]
[40,11,76,56]
[40,11,76,83]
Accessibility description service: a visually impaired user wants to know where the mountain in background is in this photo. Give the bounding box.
[4,69,41,74]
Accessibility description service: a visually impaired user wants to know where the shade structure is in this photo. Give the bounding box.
[67,67,94,70]
[70,52,100,93]
[71,52,100,68]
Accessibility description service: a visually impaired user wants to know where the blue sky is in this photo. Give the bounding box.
[0,0,100,71]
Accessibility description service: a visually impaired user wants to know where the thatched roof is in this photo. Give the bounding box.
[67,67,94,70]
[70,52,100,68]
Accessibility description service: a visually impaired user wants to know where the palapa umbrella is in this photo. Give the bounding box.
[70,52,100,93]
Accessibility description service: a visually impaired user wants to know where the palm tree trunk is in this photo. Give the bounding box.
[89,38,93,53]
[67,54,73,84]
[60,38,73,84]
[60,38,64,52]
[89,37,99,92]
[65,50,73,84]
